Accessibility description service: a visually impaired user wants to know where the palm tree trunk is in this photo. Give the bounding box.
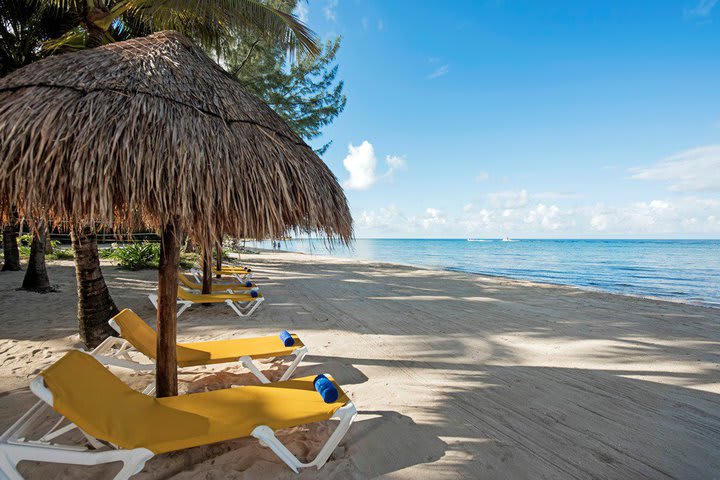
[156,221,180,397]
[71,225,118,348]
[44,229,54,254]
[20,222,54,293]
[202,249,212,299]
[2,207,21,271]
[216,242,222,279]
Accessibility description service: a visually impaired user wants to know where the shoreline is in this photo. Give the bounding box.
[268,247,720,311]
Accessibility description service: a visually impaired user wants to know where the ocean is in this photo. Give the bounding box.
[249,238,720,308]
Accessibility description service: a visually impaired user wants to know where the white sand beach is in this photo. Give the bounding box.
[0,251,718,479]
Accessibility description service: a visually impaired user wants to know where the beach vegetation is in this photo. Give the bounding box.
[229,25,346,154]
[109,241,160,270]
[108,242,196,270]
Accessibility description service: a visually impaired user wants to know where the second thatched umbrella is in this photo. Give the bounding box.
[0,31,352,397]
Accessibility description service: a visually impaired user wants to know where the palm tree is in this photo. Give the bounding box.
[20,220,56,292]
[34,0,318,347]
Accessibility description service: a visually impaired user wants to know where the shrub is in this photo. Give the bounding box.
[179,252,198,269]
[111,242,160,270]
[49,248,74,260]
[18,233,33,257]
[17,233,63,258]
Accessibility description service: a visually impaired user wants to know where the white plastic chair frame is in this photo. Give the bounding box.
[147,291,265,318]
[0,376,357,479]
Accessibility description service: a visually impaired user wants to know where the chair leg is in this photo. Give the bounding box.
[250,402,357,472]
[176,301,192,317]
[112,450,154,480]
[251,426,302,473]
[238,356,271,384]
[147,294,158,310]
[225,300,245,317]
[142,382,156,396]
[0,444,153,480]
[279,346,308,382]
[240,298,264,317]
[0,449,22,480]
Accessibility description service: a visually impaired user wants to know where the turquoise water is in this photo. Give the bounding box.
[251,239,720,308]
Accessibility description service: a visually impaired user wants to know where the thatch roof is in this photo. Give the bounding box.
[0,31,352,247]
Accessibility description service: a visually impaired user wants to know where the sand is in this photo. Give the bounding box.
[0,251,718,479]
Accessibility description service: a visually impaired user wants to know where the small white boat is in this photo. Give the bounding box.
[502,236,516,242]
[466,238,487,242]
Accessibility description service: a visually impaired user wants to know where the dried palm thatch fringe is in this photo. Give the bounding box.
[0,31,352,250]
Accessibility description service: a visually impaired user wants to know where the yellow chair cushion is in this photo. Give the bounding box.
[41,351,347,454]
[212,265,250,274]
[177,286,262,303]
[113,309,303,367]
[178,273,254,292]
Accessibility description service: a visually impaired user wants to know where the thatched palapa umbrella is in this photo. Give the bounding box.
[0,31,352,397]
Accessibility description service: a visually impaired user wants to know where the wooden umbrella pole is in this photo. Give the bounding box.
[156,221,180,397]
[216,241,222,279]
[202,248,212,295]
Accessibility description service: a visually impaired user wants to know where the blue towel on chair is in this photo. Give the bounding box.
[279,330,294,347]
[313,374,339,403]
[245,280,253,287]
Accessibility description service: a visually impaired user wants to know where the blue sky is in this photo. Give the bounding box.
[296,0,720,238]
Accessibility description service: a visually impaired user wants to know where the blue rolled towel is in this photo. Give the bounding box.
[250,290,259,298]
[246,268,252,272]
[245,280,253,288]
[279,330,295,347]
[313,374,339,403]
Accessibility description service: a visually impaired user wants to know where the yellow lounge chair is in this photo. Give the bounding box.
[149,286,264,317]
[193,264,253,281]
[91,309,308,385]
[178,272,257,293]
[0,351,356,478]
[189,266,252,284]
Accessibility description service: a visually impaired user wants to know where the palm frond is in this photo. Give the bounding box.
[129,0,319,56]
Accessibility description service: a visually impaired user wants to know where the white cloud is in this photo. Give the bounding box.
[357,204,404,230]
[420,208,446,229]
[523,204,567,230]
[590,214,609,231]
[475,171,489,182]
[386,154,407,172]
[324,0,338,21]
[342,141,407,190]
[631,145,720,192]
[427,65,449,79]
[354,193,720,238]
[343,141,377,190]
[487,190,581,210]
[586,197,720,234]
[293,2,309,23]
[686,0,718,17]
